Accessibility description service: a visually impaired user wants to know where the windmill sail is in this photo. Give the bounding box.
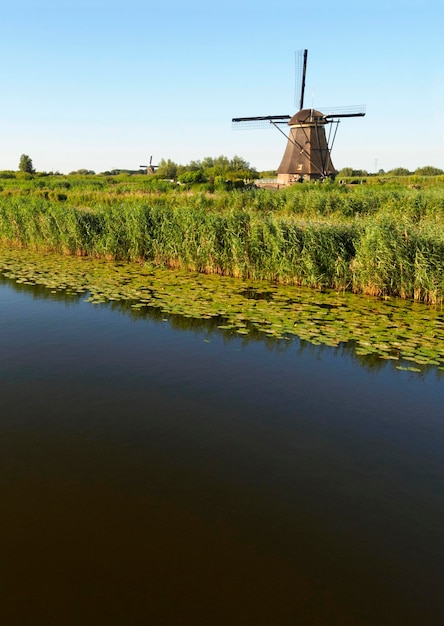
[321,105,366,118]
[139,156,158,174]
[295,49,308,111]
[232,115,291,130]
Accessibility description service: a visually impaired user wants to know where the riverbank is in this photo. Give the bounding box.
[0,175,443,303]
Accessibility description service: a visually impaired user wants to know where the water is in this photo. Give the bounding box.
[0,279,443,625]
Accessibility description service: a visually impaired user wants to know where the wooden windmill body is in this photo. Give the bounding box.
[232,50,365,184]
[277,108,336,183]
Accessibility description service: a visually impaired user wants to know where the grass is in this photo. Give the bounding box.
[0,174,443,303]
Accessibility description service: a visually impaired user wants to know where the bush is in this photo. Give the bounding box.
[178,169,206,185]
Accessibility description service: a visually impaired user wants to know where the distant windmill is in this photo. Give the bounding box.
[139,156,157,175]
[232,50,366,183]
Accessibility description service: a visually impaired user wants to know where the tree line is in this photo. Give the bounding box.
[15,154,258,182]
[337,166,444,178]
[14,153,444,180]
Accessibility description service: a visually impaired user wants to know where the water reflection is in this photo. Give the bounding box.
[1,270,442,377]
[1,279,444,624]
[1,245,443,374]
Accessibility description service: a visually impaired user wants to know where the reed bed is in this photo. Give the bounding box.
[0,177,443,303]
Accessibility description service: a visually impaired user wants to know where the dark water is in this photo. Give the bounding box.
[1,279,443,625]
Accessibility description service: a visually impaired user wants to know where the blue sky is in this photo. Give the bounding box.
[1,0,443,174]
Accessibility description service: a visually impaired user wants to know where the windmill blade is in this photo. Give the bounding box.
[320,104,366,119]
[325,112,366,119]
[232,115,291,130]
[294,49,308,111]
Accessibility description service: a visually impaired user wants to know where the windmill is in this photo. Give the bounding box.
[139,156,157,175]
[232,50,365,184]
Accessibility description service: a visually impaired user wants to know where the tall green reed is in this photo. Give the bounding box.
[0,182,443,303]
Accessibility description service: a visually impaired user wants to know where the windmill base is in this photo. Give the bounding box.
[277,172,336,185]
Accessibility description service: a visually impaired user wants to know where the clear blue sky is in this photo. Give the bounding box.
[1,0,443,174]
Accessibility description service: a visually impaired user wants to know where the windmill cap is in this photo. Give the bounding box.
[289,108,325,125]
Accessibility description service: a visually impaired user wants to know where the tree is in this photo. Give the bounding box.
[387,167,411,176]
[414,165,444,176]
[155,158,178,179]
[69,168,96,175]
[229,155,251,171]
[337,167,368,178]
[18,154,35,174]
[337,167,353,178]
[178,169,206,184]
[154,154,258,182]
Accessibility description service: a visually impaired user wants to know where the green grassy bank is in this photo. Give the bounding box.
[0,175,443,303]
